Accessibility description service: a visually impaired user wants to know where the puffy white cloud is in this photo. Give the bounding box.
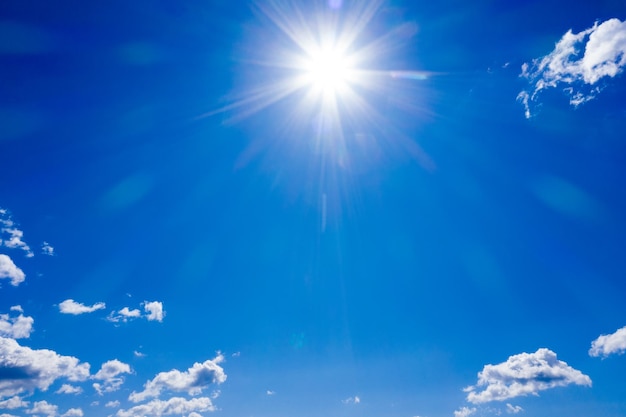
[589,325,626,358]
[0,255,25,286]
[0,336,90,399]
[454,406,476,417]
[129,354,226,403]
[519,18,626,117]
[60,408,83,417]
[58,299,106,315]
[26,400,57,417]
[143,301,165,322]
[107,307,142,323]
[9,306,22,313]
[116,397,216,417]
[105,400,120,408]
[464,348,591,404]
[0,413,19,417]
[0,311,33,339]
[506,403,523,414]
[0,214,33,258]
[93,359,132,395]
[55,384,82,395]
[0,396,29,409]
[41,242,54,256]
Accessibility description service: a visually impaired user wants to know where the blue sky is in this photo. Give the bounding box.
[1,1,626,416]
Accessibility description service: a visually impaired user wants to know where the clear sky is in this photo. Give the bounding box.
[1,1,626,417]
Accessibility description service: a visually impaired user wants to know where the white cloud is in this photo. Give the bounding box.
[61,408,83,417]
[519,18,626,117]
[41,242,54,256]
[0,214,33,258]
[9,306,22,313]
[107,307,142,323]
[26,400,57,417]
[129,354,226,403]
[342,396,360,404]
[589,325,626,358]
[105,401,120,408]
[142,301,165,322]
[0,396,29,409]
[0,311,34,339]
[464,348,591,404]
[506,403,523,414]
[93,359,132,395]
[58,299,106,315]
[116,396,216,417]
[454,406,476,417]
[133,350,145,358]
[0,413,19,417]
[0,336,90,399]
[0,255,25,286]
[266,390,275,395]
[55,384,82,395]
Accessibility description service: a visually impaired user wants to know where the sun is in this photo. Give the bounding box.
[303,46,353,93]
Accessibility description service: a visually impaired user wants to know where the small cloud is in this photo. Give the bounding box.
[0,254,26,286]
[0,309,34,339]
[59,299,106,315]
[342,396,360,404]
[9,305,23,313]
[105,400,121,408]
[231,351,241,357]
[142,301,165,322]
[26,400,57,417]
[519,18,626,117]
[61,408,83,417]
[506,404,523,414]
[134,350,146,358]
[589,325,626,358]
[454,407,476,417]
[0,212,33,257]
[93,359,132,395]
[107,307,141,323]
[41,242,54,256]
[116,396,216,417]
[266,390,275,396]
[464,348,591,404]
[0,395,29,409]
[55,384,83,395]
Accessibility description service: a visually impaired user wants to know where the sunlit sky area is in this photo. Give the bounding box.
[2,1,626,417]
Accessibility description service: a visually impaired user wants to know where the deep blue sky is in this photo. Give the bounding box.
[1,1,626,417]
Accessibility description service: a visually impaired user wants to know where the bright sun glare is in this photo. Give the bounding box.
[304,46,352,92]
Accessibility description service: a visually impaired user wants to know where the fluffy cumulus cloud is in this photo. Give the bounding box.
[26,400,57,417]
[0,396,29,409]
[0,309,34,339]
[0,337,90,399]
[107,301,165,323]
[55,384,82,395]
[93,359,132,395]
[0,212,33,257]
[58,299,106,315]
[105,401,121,408]
[61,408,83,417]
[116,396,216,417]
[589,325,626,358]
[454,406,476,417]
[143,301,165,322]
[519,18,626,118]
[129,354,226,403]
[0,255,25,286]
[464,348,591,404]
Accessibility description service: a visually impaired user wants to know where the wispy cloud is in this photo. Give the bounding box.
[107,307,142,323]
[464,348,591,404]
[41,242,54,256]
[0,309,34,339]
[266,390,275,396]
[589,325,626,358]
[519,18,626,118]
[61,408,83,417]
[129,354,226,403]
[0,254,25,286]
[105,400,121,408]
[506,403,523,414]
[58,299,106,315]
[0,211,33,257]
[93,359,132,395]
[342,396,361,404]
[116,396,216,417]
[0,395,29,409]
[26,400,57,417]
[0,336,90,398]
